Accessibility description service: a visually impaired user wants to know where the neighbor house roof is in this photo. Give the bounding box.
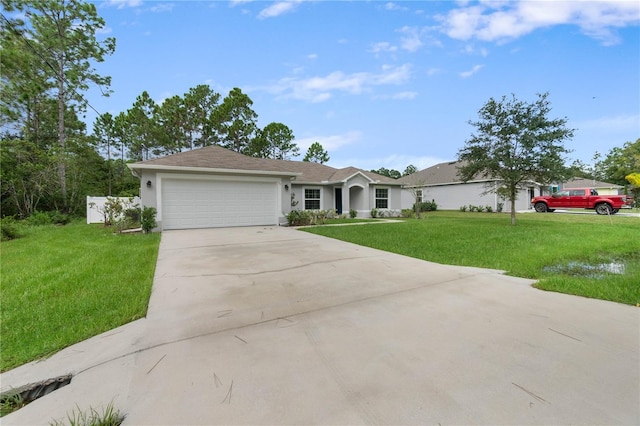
[128,145,400,185]
[397,160,493,186]
[562,177,623,189]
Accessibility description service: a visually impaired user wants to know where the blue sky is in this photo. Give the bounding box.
[88,0,640,171]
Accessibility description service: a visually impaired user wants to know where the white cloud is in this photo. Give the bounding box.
[459,64,484,78]
[383,2,408,12]
[258,1,303,19]
[372,91,418,101]
[398,26,423,52]
[101,0,143,8]
[369,41,398,53]
[266,64,412,102]
[439,1,640,45]
[295,131,363,152]
[307,53,318,60]
[150,3,174,13]
[575,113,640,132]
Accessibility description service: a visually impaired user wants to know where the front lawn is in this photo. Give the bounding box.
[1,222,160,372]
[303,211,640,306]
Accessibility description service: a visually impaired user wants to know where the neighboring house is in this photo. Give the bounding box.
[127,145,402,230]
[398,160,540,212]
[561,177,624,195]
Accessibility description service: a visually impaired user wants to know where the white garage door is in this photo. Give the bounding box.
[161,179,279,229]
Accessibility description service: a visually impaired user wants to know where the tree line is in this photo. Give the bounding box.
[0,0,329,218]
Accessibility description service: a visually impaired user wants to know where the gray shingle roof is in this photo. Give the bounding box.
[129,145,400,185]
[562,177,622,189]
[397,160,485,186]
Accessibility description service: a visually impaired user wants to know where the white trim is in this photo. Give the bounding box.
[348,183,366,189]
[303,186,322,210]
[375,186,390,209]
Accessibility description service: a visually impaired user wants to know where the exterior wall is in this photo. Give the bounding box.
[402,182,534,212]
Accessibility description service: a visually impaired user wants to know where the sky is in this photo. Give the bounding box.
[85,0,640,171]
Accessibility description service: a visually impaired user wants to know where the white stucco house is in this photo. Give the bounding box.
[398,160,541,212]
[127,145,402,230]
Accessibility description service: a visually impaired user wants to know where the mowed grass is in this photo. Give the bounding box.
[1,222,160,372]
[303,211,640,306]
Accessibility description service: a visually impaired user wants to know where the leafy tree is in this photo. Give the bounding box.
[126,91,158,161]
[595,138,640,186]
[155,95,188,155]
[4,0,115,211]
[403,164,418,176]
[183,85,221,149]
[0,136,56,217]
[457,93,573,225]
[371,167,401,179]
[214,88,258,153]
[303,142,330,164]
[92,112,118,195]
[249,122,298,159]
[626,173,640,186]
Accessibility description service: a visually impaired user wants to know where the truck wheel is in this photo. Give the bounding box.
[612,209,619,214]
[534,202,548,213]
[595,203,612,215]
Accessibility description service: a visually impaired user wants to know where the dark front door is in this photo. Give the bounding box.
[335,188,342,214]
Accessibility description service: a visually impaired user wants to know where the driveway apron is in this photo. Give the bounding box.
[2,226,639,425]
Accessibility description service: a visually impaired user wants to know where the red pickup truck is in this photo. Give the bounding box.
[531,188,632,215]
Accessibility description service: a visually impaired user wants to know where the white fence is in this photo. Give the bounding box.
[86,196,140,224]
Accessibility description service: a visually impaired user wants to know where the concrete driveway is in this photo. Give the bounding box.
[3,226,639,425]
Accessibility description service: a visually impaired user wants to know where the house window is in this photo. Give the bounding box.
[304,188,321,210]
[416,189,423,203]
[375,188,389,209]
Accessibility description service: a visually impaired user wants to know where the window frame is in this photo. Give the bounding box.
[375,187,389,209]
[415,189,423,204]
[304,187,321,210]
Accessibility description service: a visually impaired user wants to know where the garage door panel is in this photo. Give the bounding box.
[161,179,278,230]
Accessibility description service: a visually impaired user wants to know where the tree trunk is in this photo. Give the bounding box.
[510,193,517,225]
[57,67,67,211]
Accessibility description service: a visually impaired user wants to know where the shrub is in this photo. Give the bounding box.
[140,207,157,233]
[349,209,357,218]
[497,202,504,213]
[48,211,71,225]
[414,199,438,212]
[26,211,52,226]
[401,208,415,218]
[310,210,327,225]
[1,217,23,241]
[286,209,312,226]
[485,205,493,213]
[459,205,468,212]
[370,208,378,218]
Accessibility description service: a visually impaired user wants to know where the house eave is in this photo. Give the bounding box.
[127,163,302,178]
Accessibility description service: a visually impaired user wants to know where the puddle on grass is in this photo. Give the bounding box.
[543,261,626,279]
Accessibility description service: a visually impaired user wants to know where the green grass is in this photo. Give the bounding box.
[1,222,160,372]
[303,211,640,306]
